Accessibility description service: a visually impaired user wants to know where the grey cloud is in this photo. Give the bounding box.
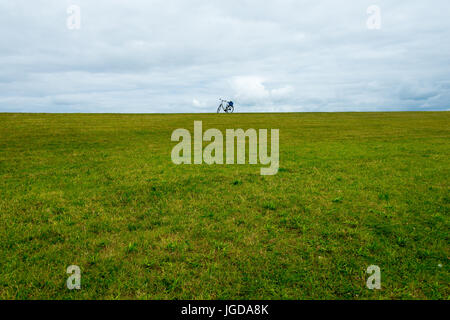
[0,0,449,113]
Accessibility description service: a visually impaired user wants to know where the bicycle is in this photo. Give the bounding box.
[217,99,234,113]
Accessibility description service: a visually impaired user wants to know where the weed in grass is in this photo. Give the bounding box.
[263,202,277,211]
[332,197,344,203]
[126,242,138,254]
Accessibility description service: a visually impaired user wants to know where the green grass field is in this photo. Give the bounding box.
[0,112,448,300]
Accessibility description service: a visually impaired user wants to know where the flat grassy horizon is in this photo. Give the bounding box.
[0,112,448,299]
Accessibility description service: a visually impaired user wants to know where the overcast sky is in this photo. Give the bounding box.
[1,0,449,113]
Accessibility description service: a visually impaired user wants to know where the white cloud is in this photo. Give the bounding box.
[192,98,206,107]
[271,86,294,99]
[230,76,270,103]
[229,76,294,107]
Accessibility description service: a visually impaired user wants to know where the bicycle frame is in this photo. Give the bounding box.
[217,99,234,113]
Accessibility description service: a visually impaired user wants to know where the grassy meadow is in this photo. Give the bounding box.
[0,112,448,299]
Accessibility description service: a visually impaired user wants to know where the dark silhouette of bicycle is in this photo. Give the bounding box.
[217,99,234,113]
